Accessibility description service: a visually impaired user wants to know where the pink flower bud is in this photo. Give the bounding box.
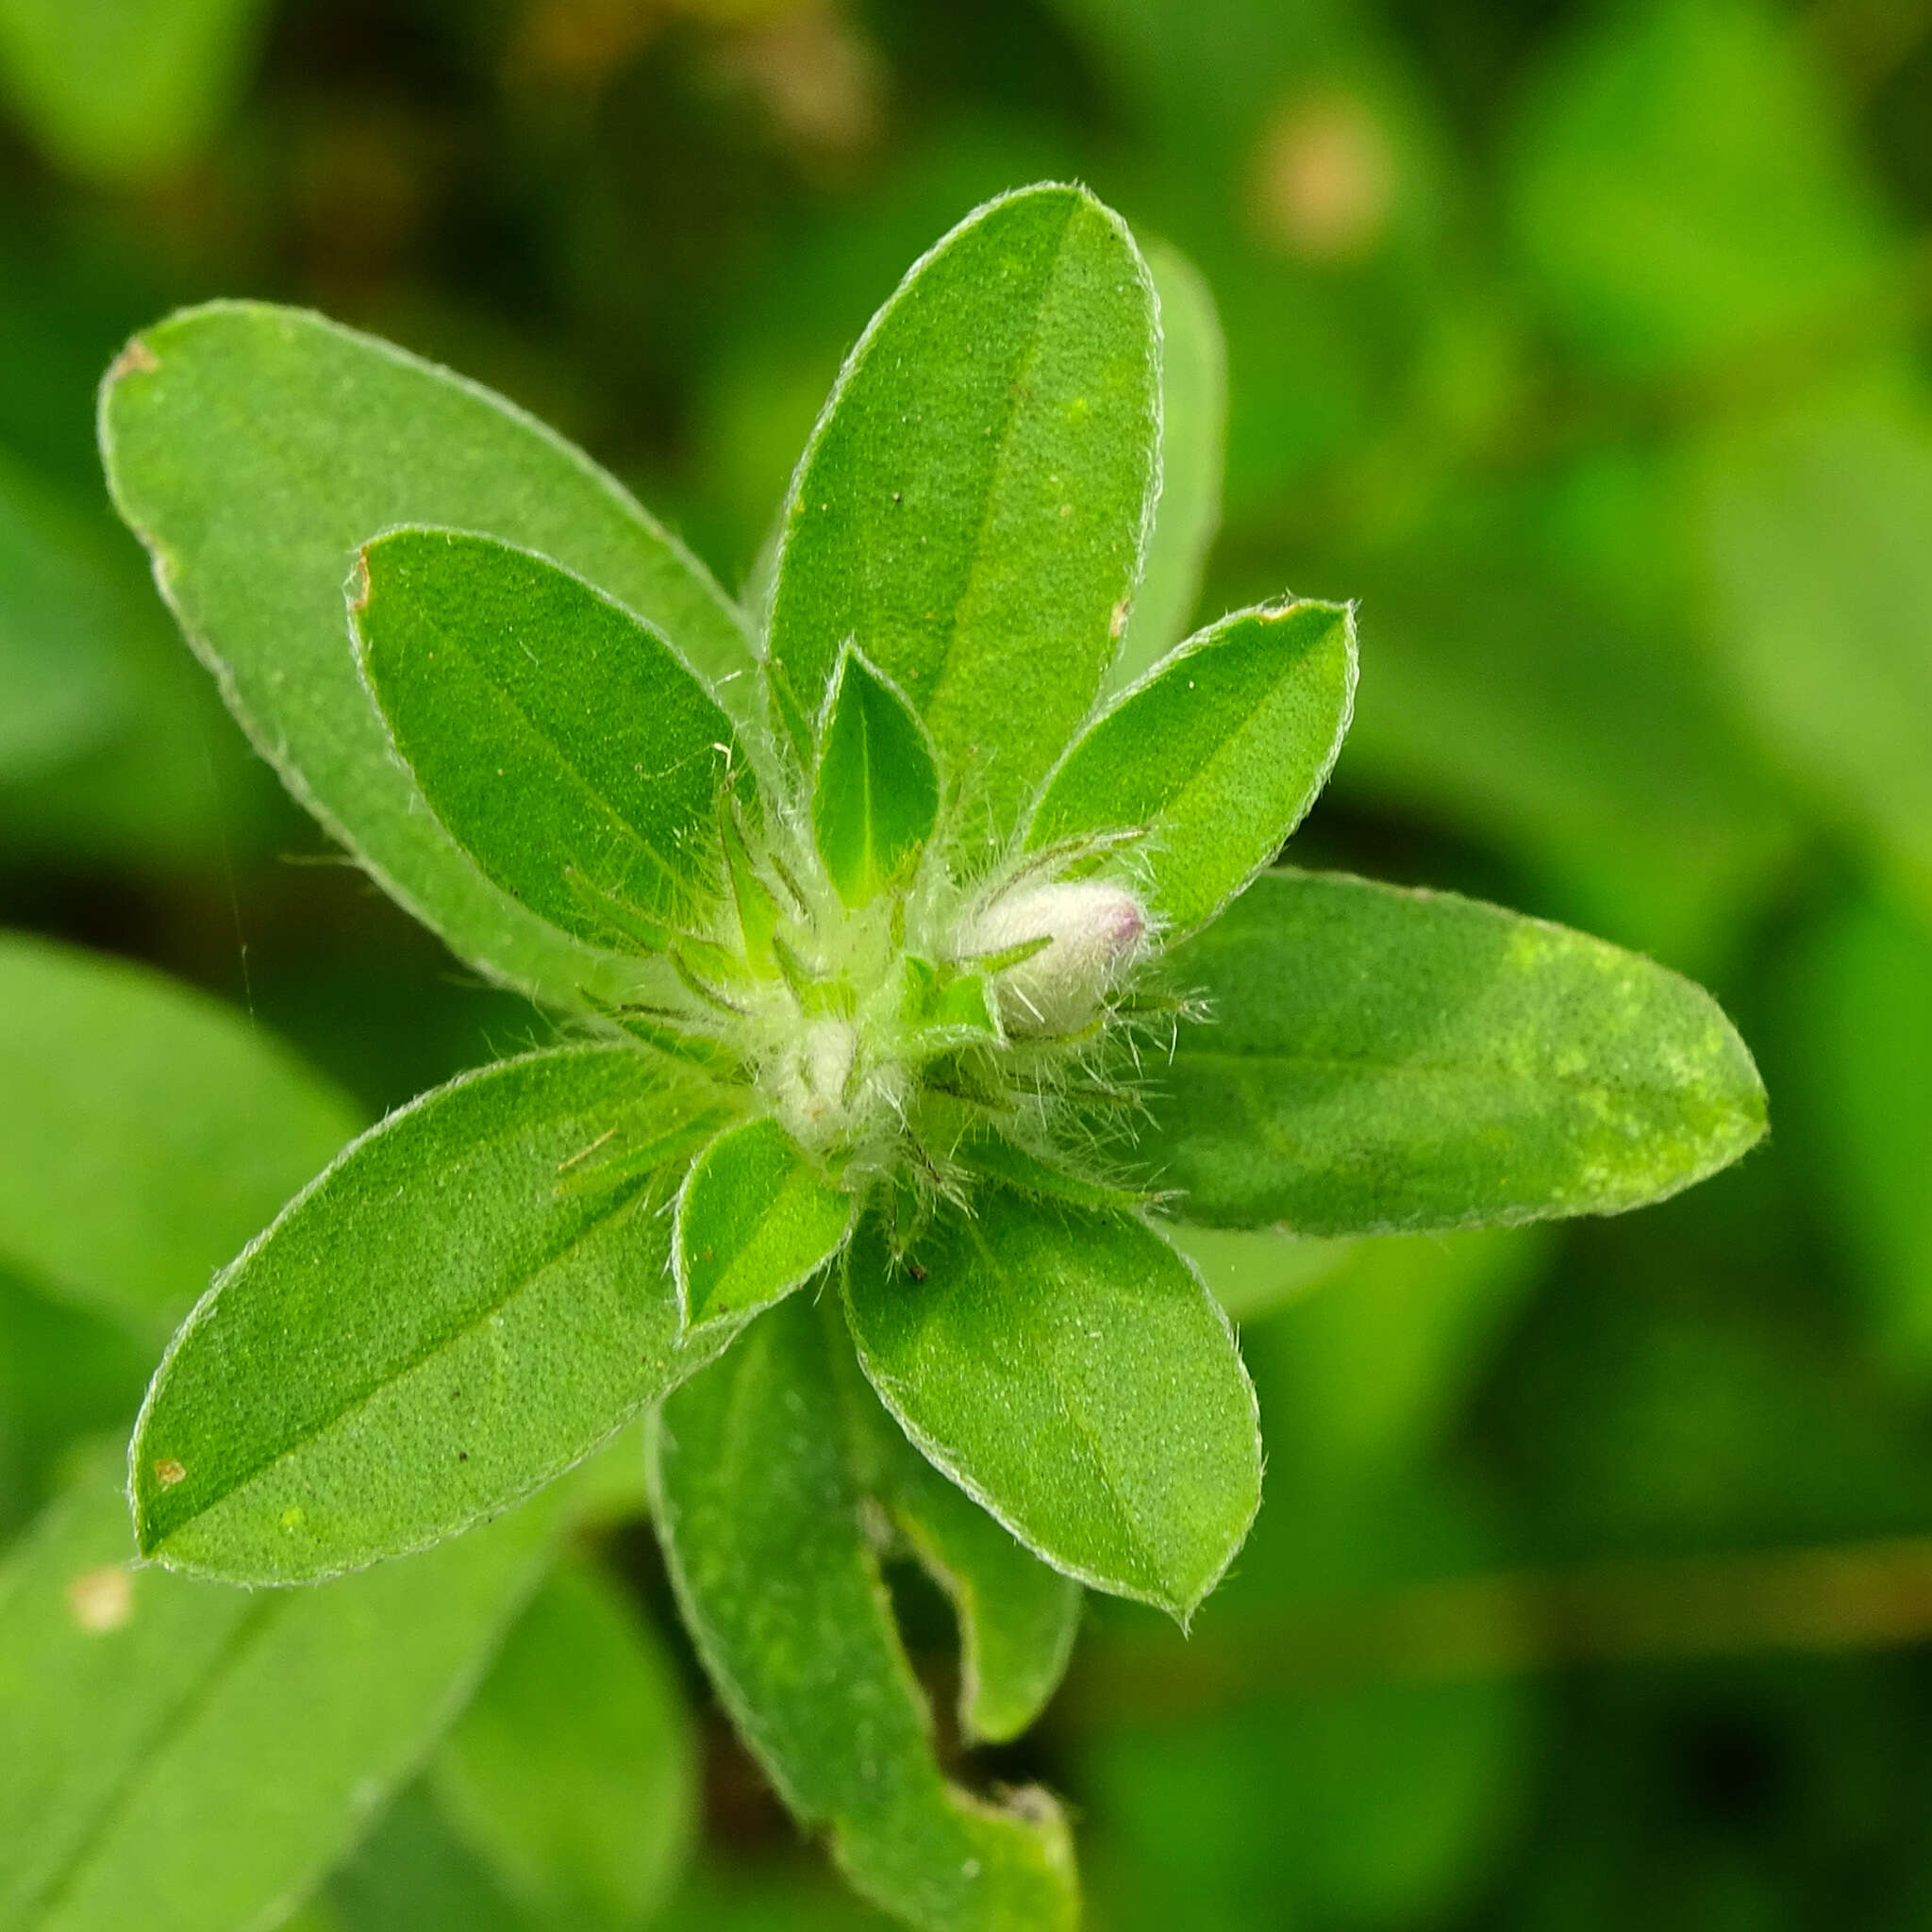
[962,879,1147,1037]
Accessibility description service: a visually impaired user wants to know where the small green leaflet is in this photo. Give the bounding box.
[131,1046,739,1583]
[352,528,741,950]
[649,1295,1077,1932]
[675,1116,854,1329]
[1144,869,1768,1234]
[1029,599,1357,936]
[842,1189,1262,1620]
[811,648,940,908]
[765,182,1160,839]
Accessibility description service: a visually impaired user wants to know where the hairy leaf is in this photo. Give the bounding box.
[765,183,1159,837]
[1111,240,1225,685]
[431,1558,696,1931]
[131,1046,739,1583]
[1029,600,1355,935]
[675,1116,853,1330]
[353,528,740,949]
[649,1296,1078,1932]
[842,1190,1261,1619]
[811,649,940,907]
[1146,870,1766,1234]
[99,303,752,1000]
[0,1450,554,1932]
[0,933,361,1340]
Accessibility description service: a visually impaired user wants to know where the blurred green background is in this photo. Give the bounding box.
[5,0,1932,1926]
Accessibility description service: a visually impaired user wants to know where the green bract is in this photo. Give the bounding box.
[99,180,1768,1932]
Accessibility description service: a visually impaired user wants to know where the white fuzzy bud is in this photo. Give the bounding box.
[962,879,1147,1038]
[772,1017,858,1148]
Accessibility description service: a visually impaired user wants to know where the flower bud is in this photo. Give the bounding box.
[962,879,1147,1038]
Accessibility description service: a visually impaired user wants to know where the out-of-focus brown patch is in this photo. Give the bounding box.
[1250,93,1398,264]
[712,2,886,164]
[67,1566,135,1634]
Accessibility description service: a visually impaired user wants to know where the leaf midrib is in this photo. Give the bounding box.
[397,594,696,906]
[950,1211,1174,1601]
[24,1596,278,1927]
[150,1164,664,1553]
[1171,1041,1723,1102]
[924,199,1089,753]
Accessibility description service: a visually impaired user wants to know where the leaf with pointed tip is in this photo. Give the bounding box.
[811,650,940,907]
[1029,600,1356,936]
[824,1336,1081,1746]
[0,1449,556,1932]
[842,1189,1261,1619]
[430,1557,697,1932]
[675,1117,853,1330]
[130,1046,740,1584]
[766,183,1160,838]
[1145,870,1767,1234]
[0,933,361,1341]
[1111,240,1226,687]
[99,302,753,1001]
[352,528,741,951]
[650,1295,1077,1931]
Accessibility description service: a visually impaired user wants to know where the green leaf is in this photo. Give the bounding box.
[1167,1226,1360,1324]
[1701,405,1932,904]
[0,933,362,1340]
[430,1557,697,1931]
[1028,600,1356,936]
[1507,0,1892,376]
[1144,869,1767,1234]
[675,1116,854,1330]
[1784,891,1932,1380]
[765,183,1160,838]
[353,528,741,951]
[649,1295,1078,1932]
[811,649,941,908]
[1110,240,1225,687]
[826,1336,1081,1745]
[841,1189,1261,1619]
[319,1784,526,1932]
[0,1269,152,1547]
[1243,1228,1550,1482]
[130,1045,739,1584]
[99,302,754,1001]
[0,455,131,782]
[0,0,270,183]
[0,1449,555,1932]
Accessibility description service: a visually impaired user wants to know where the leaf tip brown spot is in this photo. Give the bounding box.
[107,336,158,384]
[66,1565,134,1634]
[348,550,372,614]
[154,1457,187,1488]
